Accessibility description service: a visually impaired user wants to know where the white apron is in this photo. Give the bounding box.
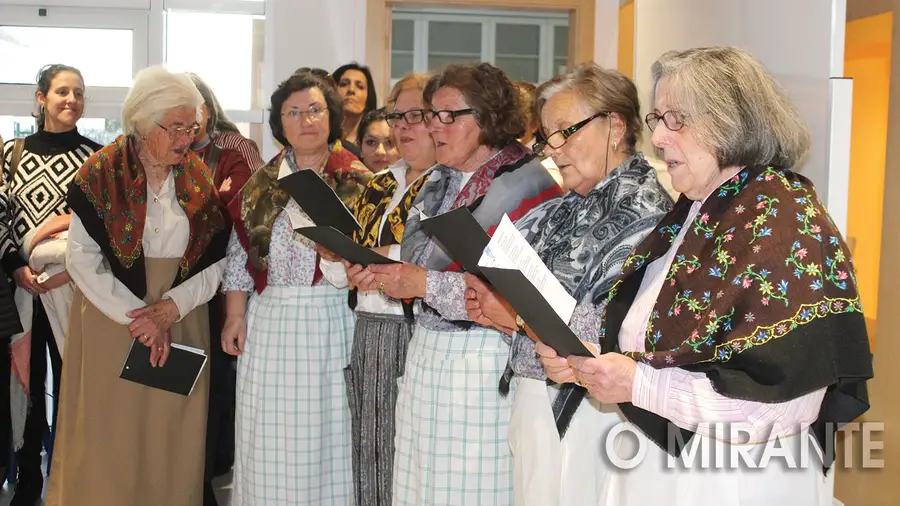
[509,377,621,506]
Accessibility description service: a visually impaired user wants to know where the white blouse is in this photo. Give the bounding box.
[67,170,225,325]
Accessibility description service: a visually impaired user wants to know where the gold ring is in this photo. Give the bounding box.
[378,282,385,293]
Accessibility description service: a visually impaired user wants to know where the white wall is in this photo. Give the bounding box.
[594,0,619,69]
[261,0,368,158]
[633,0,849,219]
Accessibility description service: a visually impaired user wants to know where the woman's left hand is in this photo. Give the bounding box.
[567,352,637,404]
[368,263,427,300]
[127,299,180,345]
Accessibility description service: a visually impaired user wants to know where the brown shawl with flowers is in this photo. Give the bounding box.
[600,166,872,468]
[67,134,230,299]
[228,140,372,293]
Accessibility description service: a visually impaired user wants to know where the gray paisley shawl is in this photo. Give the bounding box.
[505,153,674,437]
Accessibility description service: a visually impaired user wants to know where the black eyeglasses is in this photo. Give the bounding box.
[156,122,201,140]
[533,111,609,156]
[426,108,476,125]
[386,108,428,127]
[645,111,686,132]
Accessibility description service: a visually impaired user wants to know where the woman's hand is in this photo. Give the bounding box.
[464,274,517,333]
[368,263,427,300]
[316,244,342,263]
[37,270,70,291]
[13,266,47,295]
[126,299,180,346]
[567,352,636,403]
[345,261,376,291]
[218,177,233,195]
[535,341,578,384]
[221,314,247,356]
[147,330,172,368]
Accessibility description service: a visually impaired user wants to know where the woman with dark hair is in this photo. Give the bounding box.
[333,62,378,157]
[359,62,562,505]
[0,63,101,505]
[188,73,264,172]
[221,70,371,505]
[356,107,400,172]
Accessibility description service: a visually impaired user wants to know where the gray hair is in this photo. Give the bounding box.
[650,46,810,168]
[121,66,202,136]
[537,62,642,154]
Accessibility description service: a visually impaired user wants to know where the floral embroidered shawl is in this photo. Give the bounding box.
[228,140,372,292]
[601,166,873,465]
[68,134,230,298]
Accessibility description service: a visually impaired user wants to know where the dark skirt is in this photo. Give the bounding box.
[344,311,413,506]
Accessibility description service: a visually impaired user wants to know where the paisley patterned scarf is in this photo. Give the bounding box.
[68,134,229,298]
[229,140,372,292]
[601,165,872,463]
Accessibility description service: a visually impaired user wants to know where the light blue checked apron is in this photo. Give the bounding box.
[233,284,356,506]
[392,323,514,506]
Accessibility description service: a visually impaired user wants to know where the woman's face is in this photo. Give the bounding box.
[143,106,200,166]
[338,69,368,116]
[540,90,620,196]
[391,88,435,170]
[281,87,330,154]
[651,76,722,200]
[37,71,85,132]
[427,86,483,170]
[360,119,399,172]
[195,104,210,142]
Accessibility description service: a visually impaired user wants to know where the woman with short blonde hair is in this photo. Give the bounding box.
[46,66,231,506]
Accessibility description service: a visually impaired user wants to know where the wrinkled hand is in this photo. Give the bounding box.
[147,329,172,368]
[219,177,233,195]
[13,266,46,295]
[567,352,636,403]
[368,263,427,300]
[535,341,577,384]
[316,244,342,263]
[464,274,516,333]
[221,314,247,356]
[345,261,376,291]
[127,299,180,347]
[37,270,70,291]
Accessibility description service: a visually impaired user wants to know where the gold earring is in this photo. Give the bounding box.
[612,140,618,151]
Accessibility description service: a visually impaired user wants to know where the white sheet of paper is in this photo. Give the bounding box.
[478,214,577,323]
[284,205,315,230]
[171,343,207,356]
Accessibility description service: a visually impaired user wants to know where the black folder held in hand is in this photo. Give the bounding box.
[294,226,397,266]
[419,207,490,277]
[278,169,360,235]
[119,340,208,396]
[479,267,594,358]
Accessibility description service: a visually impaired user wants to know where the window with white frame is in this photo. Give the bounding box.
[390,8,569,86]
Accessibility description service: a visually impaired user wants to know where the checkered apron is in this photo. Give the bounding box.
[392,324,514,505]
[232,284,356,506]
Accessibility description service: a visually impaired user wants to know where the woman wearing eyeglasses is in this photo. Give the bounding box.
[538,47,872,506]
[47,67,231,506]
[463,63,672,506]
[221,70,371,506]
[318,72,436,506]
[356,63,561,506]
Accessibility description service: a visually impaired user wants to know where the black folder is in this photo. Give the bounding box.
[119,340,208,396]
[295,226,398,266]
[480,266,593,358]
[420,207,490,276]
[279,169,360,235]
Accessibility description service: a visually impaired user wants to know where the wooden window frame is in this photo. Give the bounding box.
[366,0,595,101]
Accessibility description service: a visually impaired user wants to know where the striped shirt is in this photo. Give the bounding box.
[215,130,265,172]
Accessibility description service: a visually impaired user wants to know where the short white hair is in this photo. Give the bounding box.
[122,66,202,136]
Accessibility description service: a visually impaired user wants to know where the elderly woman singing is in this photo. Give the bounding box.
[539,46,873,506]
[46,67,230,506]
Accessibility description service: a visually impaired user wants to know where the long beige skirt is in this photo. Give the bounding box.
[46,257,210,506]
